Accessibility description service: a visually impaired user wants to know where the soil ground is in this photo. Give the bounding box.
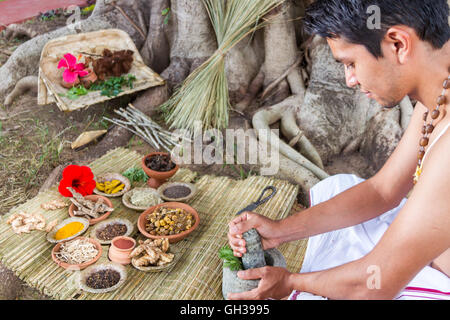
[0,11,373,300]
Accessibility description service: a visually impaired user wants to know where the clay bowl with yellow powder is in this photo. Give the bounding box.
[47,217,90,243]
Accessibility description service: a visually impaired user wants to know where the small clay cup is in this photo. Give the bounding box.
[79,68,97,89]
[141,152,179,189]
[61,77,80,89]
[68,194,114,225]
[108,236,136,265]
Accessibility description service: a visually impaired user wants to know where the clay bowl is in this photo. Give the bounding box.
[79,262,127,294]
[141,152,179,189]
[51,236,102,271]
[46,217,90,244]
[93,173,131,198]
[90,218,134,245]
[137,202,200,243]
[131,247,180,273]
[79,68,98,88]
[68,194,114,226]
[122,187,164,211]
[157,182,197,203]
[61,77,80,89]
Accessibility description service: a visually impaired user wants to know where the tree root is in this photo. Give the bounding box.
[235,66,265,112]
[252,97,328,180]
[2,24,38,40]
[247,127,320,202]
[139,0,170,73]
[260,55,302,101]
[4,76,38,106]
[249,2,328,183]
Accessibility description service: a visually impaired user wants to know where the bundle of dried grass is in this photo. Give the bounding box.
[161,0,284,135]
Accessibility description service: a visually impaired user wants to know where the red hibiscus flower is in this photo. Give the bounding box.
[58,165,96,197]
[57,53,89,84]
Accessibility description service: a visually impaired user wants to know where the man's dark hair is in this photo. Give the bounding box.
[303,0,450,57]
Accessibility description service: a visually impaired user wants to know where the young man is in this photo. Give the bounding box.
[227,0,450,300]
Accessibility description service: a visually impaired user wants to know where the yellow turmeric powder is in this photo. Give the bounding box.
[54,222,84,240]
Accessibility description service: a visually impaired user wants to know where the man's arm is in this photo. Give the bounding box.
[288,129,450,299]
[276,102,425,243]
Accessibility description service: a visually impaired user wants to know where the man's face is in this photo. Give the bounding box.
[327,37,407,108]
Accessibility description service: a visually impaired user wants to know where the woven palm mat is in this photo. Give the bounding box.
[0,148,308,300]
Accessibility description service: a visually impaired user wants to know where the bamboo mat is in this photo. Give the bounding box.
[0,148,308,300]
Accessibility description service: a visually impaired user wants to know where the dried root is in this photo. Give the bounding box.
[40,199,68,210]
[4,76,38,106]
[6,212,47,234]
[131,238,174,267]
[67,187,113,219]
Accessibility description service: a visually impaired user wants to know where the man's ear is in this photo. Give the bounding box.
[383,26,413,64]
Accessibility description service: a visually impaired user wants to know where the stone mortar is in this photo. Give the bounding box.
[222,248,287,300]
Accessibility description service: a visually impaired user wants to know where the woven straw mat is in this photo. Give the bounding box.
[0,148,308,300]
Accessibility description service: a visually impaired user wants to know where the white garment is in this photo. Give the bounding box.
[288,174,450,300]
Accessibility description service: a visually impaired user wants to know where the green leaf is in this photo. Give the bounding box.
[161,7,170,16]
[122,167,149,183]
[218,245,243,271]
[164,14,170,25]
[66,85,88,100]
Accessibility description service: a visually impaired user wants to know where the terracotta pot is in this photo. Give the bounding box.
[68,194,113,225]
[108,236,136,265]
[80,68,98,89]
[61,76,80,89]
[51,236,102,270]
[137,202,200,243]
[141,152,179,189]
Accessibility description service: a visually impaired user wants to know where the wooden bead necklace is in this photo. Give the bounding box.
[413,74,450,184]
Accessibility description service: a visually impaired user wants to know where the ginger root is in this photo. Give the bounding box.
[41,199,68,210]
[131,238,173,268]
[6,212,47,234]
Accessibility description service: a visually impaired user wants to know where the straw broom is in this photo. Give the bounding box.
[161,0,285,135]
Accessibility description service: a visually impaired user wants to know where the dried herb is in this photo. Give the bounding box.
[163,185,191,199]
[145,154,176,172]
[96,223,127,241]
[85,269,121,289]
[92,49,134,80]
[218,245,243,271]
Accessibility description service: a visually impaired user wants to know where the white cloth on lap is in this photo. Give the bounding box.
[288,174,450,300]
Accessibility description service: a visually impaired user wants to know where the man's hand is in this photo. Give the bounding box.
[228,211,283,257]
[227,266,294,300]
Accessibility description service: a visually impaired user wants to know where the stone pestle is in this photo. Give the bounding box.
[242,228,266,270]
